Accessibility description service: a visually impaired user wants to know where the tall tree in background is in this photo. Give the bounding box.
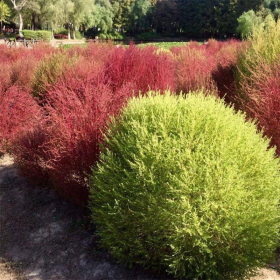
[0,0,11,31]
[111,0,132,31]
[91,0,114,34]
[153,0,179,34]
[70,0,94,39]
[10,0,27,34]
[129,0,151,34]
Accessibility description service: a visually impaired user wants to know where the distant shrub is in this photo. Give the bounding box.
[53,27,68,35]
[98,33,107,40]
[74,30,83,39]
[98,31,124,40]
[90,92,280,279]
[105,44,176,94]
[237,11,276,38]
[54,34,68,39]
[136,31,162,41]
[21,30,52,42]
[174,47,217,94]
[31,51,80,99]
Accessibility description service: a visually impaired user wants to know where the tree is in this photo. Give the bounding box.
[89,0,114,34]
[10,0,27,35]
[70,0,94,39]
[111,0,132,31]
[153,0,179,34]
[0,0,11,31]
[236,9,276,38]
[129,0,151,34]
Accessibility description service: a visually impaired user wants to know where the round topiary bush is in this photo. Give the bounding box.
[89,91,280,279]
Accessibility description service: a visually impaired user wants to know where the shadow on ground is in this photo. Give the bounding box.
[0,155,174,280]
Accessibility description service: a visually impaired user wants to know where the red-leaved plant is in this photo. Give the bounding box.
[238,59,280,154]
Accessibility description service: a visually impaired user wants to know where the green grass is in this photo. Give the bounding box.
[137,41,203,49]
[61,43,88,50]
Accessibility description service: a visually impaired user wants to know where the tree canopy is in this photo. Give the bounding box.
[1,0,275,39]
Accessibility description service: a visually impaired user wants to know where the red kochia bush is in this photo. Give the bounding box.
[0,44,55,93]
[239,59,280,154]
[174,47,217,94]
[105,44,176,93]
[212,40,243,103]
[42,61,135,206]
[11,124,50,185]
[0,86,42,153]
[171,39,242,96]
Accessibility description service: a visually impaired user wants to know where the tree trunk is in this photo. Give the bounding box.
[68,25,71,40]
[18,11,23,35]
[31,13,36,30]
[0,21,2,33]
[73,28,76,40]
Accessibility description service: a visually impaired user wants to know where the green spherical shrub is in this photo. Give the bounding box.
[89,91,280,279]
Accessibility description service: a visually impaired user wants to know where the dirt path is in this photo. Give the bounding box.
[0,155,280,280]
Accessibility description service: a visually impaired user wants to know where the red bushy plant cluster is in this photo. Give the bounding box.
[38,45,176,205]
[170,39,242,96]
[212,40,244,103]
[0,44,55,93]
[237,59,280,154]
[174,46,217,94]
[0,86,43,153]
[105,45,176,93]
[42,62,136,205]
[0,44,54,155]
[0,40,244,206]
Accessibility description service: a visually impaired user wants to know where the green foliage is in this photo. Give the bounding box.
[91,0,114,34]
[74,30,83,39]
[236,10,263,38]
[98,30,124,40]
[236,9,277,38]
[54,27,68,35]
[136,31,162,40]
[90,92,280,279]
[138,42,191,49]
[0,0,11,29]
[7,0,273,40]
[21,30,52,41]
[236,16,280,95]
[31,51,79,99]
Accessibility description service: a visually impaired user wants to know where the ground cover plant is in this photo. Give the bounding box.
[90,92,280,279]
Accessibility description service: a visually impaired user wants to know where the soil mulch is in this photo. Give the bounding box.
[0,155,280,280]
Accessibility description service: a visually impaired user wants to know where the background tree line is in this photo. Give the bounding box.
[0,0,279,39]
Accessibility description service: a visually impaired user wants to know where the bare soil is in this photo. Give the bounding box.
[1,154,280,280]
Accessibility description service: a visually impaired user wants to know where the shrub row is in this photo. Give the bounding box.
[0,39,272,206]
[21,30,52,42]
